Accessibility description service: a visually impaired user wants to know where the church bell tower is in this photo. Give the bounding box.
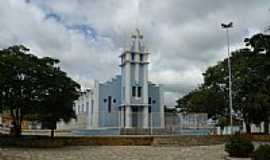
[119,29,150,128]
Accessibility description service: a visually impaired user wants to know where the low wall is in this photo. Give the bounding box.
[0,135,228,148]
[0,128,73,136]
[23,129,72,136]
[0,136,153,147]
[120,128,213,135]
[72,128,120,136]
[0,135,270,148]
[152,135,228,146]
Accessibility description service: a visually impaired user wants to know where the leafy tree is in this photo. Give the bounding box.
[203,48,270,133]
[176,33,270,134]
[244,33,270,55]
[0,45,80,137]
[176,86,227,120]
[0,45,41,136]
[38,66,80,138]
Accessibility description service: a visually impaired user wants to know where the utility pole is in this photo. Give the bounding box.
[221,22,233,135]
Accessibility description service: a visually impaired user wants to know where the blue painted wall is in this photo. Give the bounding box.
[97,76,162,128]
[98,75,122,127]
[148,83,161,128]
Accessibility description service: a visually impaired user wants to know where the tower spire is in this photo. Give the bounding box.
[129,28,144,53]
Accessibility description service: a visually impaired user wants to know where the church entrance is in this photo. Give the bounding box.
[131,107,143,128]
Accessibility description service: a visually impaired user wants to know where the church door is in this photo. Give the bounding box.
[132,107,138,128]
[132,107,143,128]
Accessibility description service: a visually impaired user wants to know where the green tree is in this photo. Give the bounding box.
[203,48,270,133]
[38,66,80,138]
[176,33,270,134]
[0,45,80,137]
[0,45,41,136]
[176,86,227,120]
[244,33,270,55]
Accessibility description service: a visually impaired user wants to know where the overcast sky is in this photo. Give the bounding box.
[0,0,269,106]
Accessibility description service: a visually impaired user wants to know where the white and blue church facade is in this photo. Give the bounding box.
[58,29,164,130]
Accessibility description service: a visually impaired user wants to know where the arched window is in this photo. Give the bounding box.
[131,53,135,61]
[140,54,143,61]
[137,87,142,97]
[132,86,136,97]
[108,96,112,113]
[86,102,89,112]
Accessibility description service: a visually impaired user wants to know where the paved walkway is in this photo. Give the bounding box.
[0,145,227,160]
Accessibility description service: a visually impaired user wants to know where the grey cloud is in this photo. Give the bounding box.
[1,0,270,107]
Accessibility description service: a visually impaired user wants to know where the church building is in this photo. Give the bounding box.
[58,29,165,130]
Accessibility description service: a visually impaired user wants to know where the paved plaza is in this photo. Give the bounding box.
[0,144,227,160]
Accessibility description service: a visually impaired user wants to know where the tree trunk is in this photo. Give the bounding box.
[246,123,251,134]
[264,121,269,134]
[15,125,22,137]
[10,108,22,137]
[50,129,55,138]
[10,122,22,137]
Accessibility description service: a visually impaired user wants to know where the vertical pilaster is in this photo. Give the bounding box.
[143,64,148,104]
[92,80,99,128]
[125,55,131,104]
[143,106,149,128]
[135,54,139,83]
[159,85,165,128]
[143,62,149,128]
[125,106,132,128]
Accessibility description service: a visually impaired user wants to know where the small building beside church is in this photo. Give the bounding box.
[57,29,165,130]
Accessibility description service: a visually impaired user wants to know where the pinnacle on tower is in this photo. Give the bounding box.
[130,28,145,53]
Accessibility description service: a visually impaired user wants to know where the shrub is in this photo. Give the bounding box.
[254,145,270,160]
[225,135,254,157]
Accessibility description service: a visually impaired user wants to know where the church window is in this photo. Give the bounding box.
[122,87,125,100]
[113,99,116,103]
[148,97,152,104]
[82,104,84,112]
[86,102,89,112]
[104,99,107,103]
[91,100,94,114]
[148,97,152,113]
[132,86,136,97]
[137,86,142,97]
[131,53,135,61]
[140,54,143,61]
[108,96,112,113]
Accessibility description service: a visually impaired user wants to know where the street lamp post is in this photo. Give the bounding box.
[221,22,233,135]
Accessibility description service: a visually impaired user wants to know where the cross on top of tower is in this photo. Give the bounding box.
[129,28,145,53]
[131,28,143,39]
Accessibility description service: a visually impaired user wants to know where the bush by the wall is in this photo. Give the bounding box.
[225,135,254,157]
[254,145,270,160]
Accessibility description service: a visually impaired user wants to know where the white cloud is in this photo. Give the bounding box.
[0,0,270,106]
